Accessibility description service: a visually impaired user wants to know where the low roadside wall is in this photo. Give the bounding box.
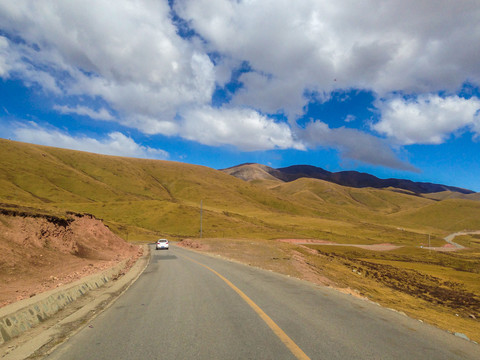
[0,260,128,345]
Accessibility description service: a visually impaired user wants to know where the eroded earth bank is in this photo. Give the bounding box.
[0,209,142,307]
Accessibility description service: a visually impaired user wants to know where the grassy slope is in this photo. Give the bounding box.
[2,138,480,341]
[0,140,323,240]
[423,191,480,201]
[389,199,480,232]
[2,139,480,243]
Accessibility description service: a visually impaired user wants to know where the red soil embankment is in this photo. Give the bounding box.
[0,211,141,307]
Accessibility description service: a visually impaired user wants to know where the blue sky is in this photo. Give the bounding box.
[1,1,480,191]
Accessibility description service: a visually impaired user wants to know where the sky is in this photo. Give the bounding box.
[0,0,480,191]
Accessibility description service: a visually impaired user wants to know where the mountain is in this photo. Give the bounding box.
[222,164,475,195]
[2,139,480,342]
[2,138,480,243]
[0,139,336,241]
[220,163,281,182]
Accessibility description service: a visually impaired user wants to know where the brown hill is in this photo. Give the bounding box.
[221,163,282,182]
[0,207,140,307]
[422,191,480,201]
[221,163,475,196]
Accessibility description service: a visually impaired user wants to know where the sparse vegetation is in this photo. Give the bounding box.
[1,138,480,341]
[178,238,480,342]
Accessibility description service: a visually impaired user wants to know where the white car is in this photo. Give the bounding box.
[156,239,169,250]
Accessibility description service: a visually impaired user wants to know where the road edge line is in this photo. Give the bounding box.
[181,253,311,360]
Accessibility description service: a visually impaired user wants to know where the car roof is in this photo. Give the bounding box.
[157,239,168,241]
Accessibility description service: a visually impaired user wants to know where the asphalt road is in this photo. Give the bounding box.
[46,244,479,360]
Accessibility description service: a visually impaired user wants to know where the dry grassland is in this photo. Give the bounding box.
[178,236,480,343]
[2,139,480,343]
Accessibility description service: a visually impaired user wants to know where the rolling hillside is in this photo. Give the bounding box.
[0,139,312,240]
[222,163,475,195]
[3,139,480,342]
[1,138,480,243]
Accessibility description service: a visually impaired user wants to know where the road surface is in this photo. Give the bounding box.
[444,230,480,249]
[45,245,479,359]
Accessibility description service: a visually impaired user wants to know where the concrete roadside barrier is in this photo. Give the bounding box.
[0,256,136,345]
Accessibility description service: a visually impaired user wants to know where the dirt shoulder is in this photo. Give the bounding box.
[177,237,480,343]
[0,211,142,308]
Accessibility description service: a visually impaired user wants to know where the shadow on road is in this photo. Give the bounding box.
[151,254,177,262]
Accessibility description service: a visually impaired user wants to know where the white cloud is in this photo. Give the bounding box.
[0,36,11,78]
[232,73,308,120]
[0,35,62,94]
[180,106,304,151]
[176,0,480,112]
[300,120,418,171]
[12,122,168,159]
[345,115,356,123]
[124,115,180,137]
[374,95,480,145]
[0,1,215,121]
[1,1,480,169]
[54,105,114,121]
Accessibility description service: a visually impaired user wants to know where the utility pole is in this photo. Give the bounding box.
[200,200,203,238]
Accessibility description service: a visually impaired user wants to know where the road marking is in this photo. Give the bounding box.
[181,253,311,360]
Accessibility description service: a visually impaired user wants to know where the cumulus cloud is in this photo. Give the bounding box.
[1,1,480,168]
[0,1,215,122]
[300,120,418,171]
[0,34,62,93]
[180,106,304,151]
[175,0,480,109]
[12,122,168,159]
[0,36,11,77]
[54,105,114,121]
[374,95,480,145]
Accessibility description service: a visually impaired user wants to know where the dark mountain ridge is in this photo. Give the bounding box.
[222,164,474,195]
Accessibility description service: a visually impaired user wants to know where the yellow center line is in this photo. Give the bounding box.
[180,253,311,360]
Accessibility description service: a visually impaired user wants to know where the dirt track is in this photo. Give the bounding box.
[279,230,480,252]
[278,239,402,251]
